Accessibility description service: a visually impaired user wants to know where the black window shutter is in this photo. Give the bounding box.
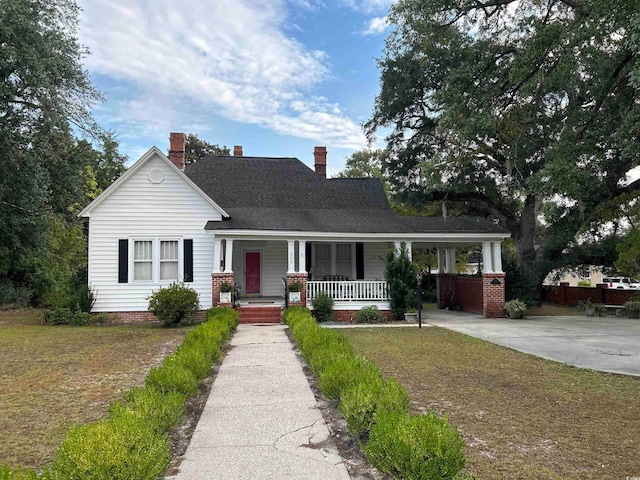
[356,243,364,279]
[118,239,128,283]
[184,239,193,282]
[305,242,312,273]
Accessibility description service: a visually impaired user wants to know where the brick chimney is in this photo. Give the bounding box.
[168,132,186,171]
[314,146,327,178]
[234,145,243,156]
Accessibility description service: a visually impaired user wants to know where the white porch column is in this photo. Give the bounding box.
[445,248,456,274]
[406,241,412,261]
[213,238,222,273]
[298,240,306,274]
[394,241,402,256]
[437,248,444,273]
[287,240,296,274]
[492,241,503,273]
[482,241,494,273]
[330,243,337,275]
[224,239,234,273]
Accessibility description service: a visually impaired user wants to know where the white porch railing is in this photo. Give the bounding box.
[306,281,389,302]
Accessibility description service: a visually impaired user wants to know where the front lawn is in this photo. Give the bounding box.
[340,327,640,479]
[0,309,185,470]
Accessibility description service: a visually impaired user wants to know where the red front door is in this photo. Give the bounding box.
[245,252,261,294]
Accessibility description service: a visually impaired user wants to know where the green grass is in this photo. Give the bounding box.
[0,309,186,470]
[339,327,640,480]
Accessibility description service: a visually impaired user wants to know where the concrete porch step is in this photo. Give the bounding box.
[238,306,282,324]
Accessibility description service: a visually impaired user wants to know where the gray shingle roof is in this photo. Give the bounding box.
[185,155,507,235]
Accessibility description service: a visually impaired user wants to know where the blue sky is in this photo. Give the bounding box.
[77,0,395,176]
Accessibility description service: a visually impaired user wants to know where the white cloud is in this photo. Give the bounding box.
[341,0,395,15]
[362,16,389,35]
[78,0,366,149]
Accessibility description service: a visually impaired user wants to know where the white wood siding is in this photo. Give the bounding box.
[364,242,389,281]
[88,154,221,312]
[232,240,287,297]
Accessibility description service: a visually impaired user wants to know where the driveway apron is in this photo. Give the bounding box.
[173,324,350,480]
[426,310,640,376]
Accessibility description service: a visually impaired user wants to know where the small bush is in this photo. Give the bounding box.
[339,377,410,440]
[282,306,311,325]
[354,305,386,324]
[365,411,466,480]
[43,308,106,326]
[311,292,334,322]
[173,346,214,381]
[318,355,381,400]
[624,300,640,318]
[148,282,200,326]
[307,343,353,376]
[51,413,170,480]
[108,387,186,435]
[146,357,198,397]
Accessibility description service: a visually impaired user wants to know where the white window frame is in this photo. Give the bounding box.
[129,238,183,284]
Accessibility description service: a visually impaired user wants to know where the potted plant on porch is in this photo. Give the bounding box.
[504,299,527,319]
[287,280,303,303]
[219,282,233,304]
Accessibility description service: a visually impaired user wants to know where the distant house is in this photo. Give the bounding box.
[79,133,509,323]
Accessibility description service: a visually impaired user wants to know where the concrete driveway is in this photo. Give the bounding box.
[425,310,640,376]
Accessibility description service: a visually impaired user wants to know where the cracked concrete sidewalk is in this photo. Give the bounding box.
[170,324,351,480]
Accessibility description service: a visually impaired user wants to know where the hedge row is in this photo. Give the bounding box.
[0,307,239,480]
[283,306,466,480]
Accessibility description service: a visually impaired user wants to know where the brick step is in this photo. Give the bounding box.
[238,306,282,324]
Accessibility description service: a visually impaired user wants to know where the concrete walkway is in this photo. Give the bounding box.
[172,325,350,480]
[425,309,640,376]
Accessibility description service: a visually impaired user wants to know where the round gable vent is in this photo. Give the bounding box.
[148,169,165,184]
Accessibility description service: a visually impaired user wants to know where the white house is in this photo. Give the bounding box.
[79,133,509,323]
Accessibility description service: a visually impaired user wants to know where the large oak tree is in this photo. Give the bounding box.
[366,0,640,295]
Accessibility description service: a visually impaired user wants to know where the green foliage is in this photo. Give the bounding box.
[42,308,106,326]
[0,465,46,480]
[108,387,186,436]
[146,358,198,398]
[281,306,311,325]
[147,282,200,326]
[503,258,538,305]
[503,299,527,318]
[384,243,417,319]
[616,228,640,277]
[339,377,410,440]
[51,413,170,480]
[311,291,334,322]
[287,280,303,292]
[367,0,640,300]
[181,133,230,165]
[354,305,387,324]
[365,411,466,480]
[577,280,592,287]
[318,355,381,401]
[219,282,234,293]
[623,300,640,318]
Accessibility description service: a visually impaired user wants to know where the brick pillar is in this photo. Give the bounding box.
[437,274,456,309]
[286,273,308,306]
[482,273,505,318]
[212,272,235,307]
[169,132,186,171]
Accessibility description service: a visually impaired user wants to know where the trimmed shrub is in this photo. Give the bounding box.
[282,306,311,326]
[0,465,47,480]
[173,346,214,381]
[148,282,200,326]
[307,343,353,377]
[108,387,186,436]
[146,357,198,397]
[51,413,170,480]
[43,308,106,326]
[339,377,410,440]
[318,355,381,400]
[311,292,334,322]
[365,411,466,480]
[354,305,386,324]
